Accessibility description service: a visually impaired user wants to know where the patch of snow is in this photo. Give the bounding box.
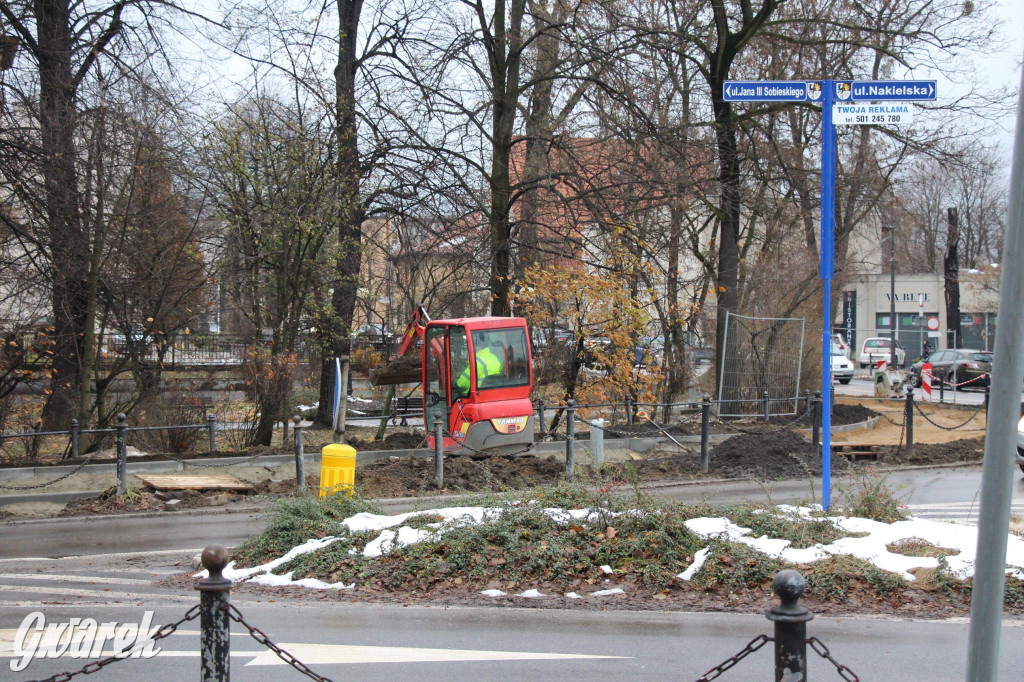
[600,565,614,574]
[480,589,507,597]
[677,547,711,581]
[249,571,354,590]
[517,589,545,598]
[590,588,625,597]
[565,592,583,599]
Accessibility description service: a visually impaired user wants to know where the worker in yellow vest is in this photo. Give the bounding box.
[457,337,503,393]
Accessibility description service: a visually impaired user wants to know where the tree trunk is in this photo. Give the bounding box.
[36,0,88,429]
[712,93,741,399]
[487,0,525,318]
[944,207,962,349]
[318,0,364,425]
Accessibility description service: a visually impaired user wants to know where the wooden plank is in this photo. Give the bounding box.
[135,474,255,492]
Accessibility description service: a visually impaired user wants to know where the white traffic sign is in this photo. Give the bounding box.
[833,102,914,126]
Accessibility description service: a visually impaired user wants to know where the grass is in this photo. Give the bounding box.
[226,479,1024,612]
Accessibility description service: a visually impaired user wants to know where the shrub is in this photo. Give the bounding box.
[241,349,298,446]
[836,467,909,523]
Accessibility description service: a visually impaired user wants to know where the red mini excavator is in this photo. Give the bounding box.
[370,305,535,454]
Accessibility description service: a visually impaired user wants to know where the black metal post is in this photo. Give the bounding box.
[196,546,232,682]
[939,373,945,402]
[70,417,78,458]
[116,413,127,495]
[700,394,710,474]
[984,383,990,409]
[565,399,575,478]
[537,398,546,439]
[906,387,915,455]
[804,389,811,415]
[763,390,770,421]
[434,416,444,489]
[766,570,814,681]
[625,396,633,426]
[208,414,216,454]
[812,392,822,457]
[293,416,305,493]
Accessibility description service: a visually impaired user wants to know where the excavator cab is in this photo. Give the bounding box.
[422,317,534,454]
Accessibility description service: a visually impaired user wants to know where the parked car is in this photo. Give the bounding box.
[833,333,850,358]
[831,340,853,384]
[909,348,992,389]
[1017,416,1024,475]
[858,337,906,368]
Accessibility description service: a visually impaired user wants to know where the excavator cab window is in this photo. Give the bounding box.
[424,326,448,427]
[449,326,470,402]
[470,327,530,390]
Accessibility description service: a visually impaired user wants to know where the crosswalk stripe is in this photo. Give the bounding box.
[0,585,194,602]
[0,573,152,586]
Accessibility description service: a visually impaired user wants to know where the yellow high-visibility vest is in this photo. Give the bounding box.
[457,346,502,392]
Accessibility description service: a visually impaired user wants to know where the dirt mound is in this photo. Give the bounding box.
[354,454,566,496]
[882,437,985,466]
[709,429,849,479]
[346,432,426,451]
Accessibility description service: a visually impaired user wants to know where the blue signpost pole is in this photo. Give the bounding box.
[820,81,836,510]
[723,78,934,512]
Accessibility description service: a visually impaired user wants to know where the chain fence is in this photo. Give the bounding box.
[24,605,201,682]
[913,399,987,432]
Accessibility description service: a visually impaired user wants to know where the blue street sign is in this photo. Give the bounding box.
[723,80,822,102]
[841,80,936,102]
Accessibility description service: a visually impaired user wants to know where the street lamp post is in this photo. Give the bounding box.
[881,225,897,366]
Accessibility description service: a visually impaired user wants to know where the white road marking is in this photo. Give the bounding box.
[0,573,152,586]
[0,585,194,602]
[244,643,629,666]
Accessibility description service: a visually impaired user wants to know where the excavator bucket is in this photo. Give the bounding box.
[369,353,422,386]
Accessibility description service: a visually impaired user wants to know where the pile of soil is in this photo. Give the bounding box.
[709,429,849,479]
[60,486,253,516]
[882,437,986,466]
[345,432,426,452]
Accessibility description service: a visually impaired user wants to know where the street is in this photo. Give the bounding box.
[3,467,1024,680]
[834,372,1009,406]
[2,582,1023,681]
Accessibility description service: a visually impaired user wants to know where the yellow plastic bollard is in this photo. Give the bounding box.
[320,443,357,497]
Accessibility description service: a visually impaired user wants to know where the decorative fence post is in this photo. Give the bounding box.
[590,418,604,466]
[208,414,216,454]
[700,394,711,474]
[537,398,546,439]
[763,391,771,421]
[434,416,444,489]
[766,569,813,681]
[804,388,811,415]
[70,419,79,460]
[625,395,633,426]
[293,416,305,493]
[116,413,127,495]
[905,387,915,455]
[196,546,232,682]
[565,400,575,478]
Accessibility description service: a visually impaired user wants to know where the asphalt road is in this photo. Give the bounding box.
[3,467,1024,561]
[3,470,1024,680]
[2,590,1023,680]
[834,372,1009,405]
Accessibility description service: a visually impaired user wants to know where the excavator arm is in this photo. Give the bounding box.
[369,305,431,386]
